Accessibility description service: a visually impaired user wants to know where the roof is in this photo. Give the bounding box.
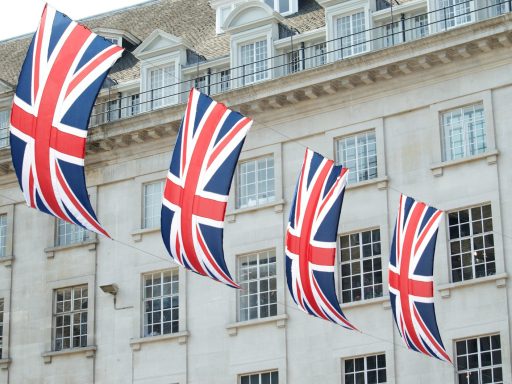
[0,0,325,87]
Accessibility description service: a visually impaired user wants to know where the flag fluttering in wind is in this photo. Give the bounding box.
[285,149,356,330]
[9,4,123,237]
[389,194,451,362]
[161,88,252,288]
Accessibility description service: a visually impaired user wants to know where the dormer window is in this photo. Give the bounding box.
[93,28,141,50]
[104,36,121,46]
[217,3,239,34]
[263,0,298,15]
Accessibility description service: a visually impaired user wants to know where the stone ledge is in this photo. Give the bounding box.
[131,227,159,242]
[346,176,389,191]
[226,314,288,336]
[0,358,11,370]
[226,199,285,223]
[342,295,389,310]
[129,331,189,351]
[438,273,507,298]
[42,346,96,364]
[45,239,98,259]
[430,149,499,177]
[0,255,13,267]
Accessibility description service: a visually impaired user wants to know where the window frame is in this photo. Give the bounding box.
[335,130,378,185]
[142,179,165,230]
[235,154,276,210]
[55,219,89,247]
[0,204,13,261]
[334,10,369,58]
[447,203,496,283]
[239,369,279,384]
[237,249,278,322]
[430,91,497,175]
[141,269,180,338]
[52,284,89,351]
[342,353,387,384]
[339,228,383,304]
[0,108,9,149]
[455,333,503,384]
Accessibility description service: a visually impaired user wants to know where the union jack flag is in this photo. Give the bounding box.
[285,149,356,330]
[9,5,123,237]
[389,194,451,362]
[161,89,252,288]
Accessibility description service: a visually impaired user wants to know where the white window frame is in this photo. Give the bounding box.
[437,0,475,29]
[342,353,387,384]
[239,370,279,384]
[430,91,497,175]
[263,0,299,15]
[231,26,273,87]
[339,228,383,304]
[447,203,495,283]
[238,249,278,322]
[53,285,89,351]
[140,53,180,112]
[142,269,180,337]
[0,298,4,358]
[236,155,276,210]
[326,2,371,62]
[55,219,89,247]
[0,109,9,149]
[0,204,13,261]
[455,334,503,384]
[335,130,378,185]
[142,180,165,230]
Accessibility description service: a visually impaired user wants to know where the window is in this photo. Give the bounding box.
[126,94,140,117]
[236,156,275,209]
[148,65,176,109]
[413,14,429,39]
[335,12,367,58]
[441,103,486,161]
[456,334,502,384]
[240,370,279,384]
[56,219,88,246]
[194,75,207,93]
[240,40,268,84]
[286,50,301,74]
[220,69,231,92]
[383,21,403,48]
[143,270,179,337]
[0,109,9,148]
[343,354,386,384]
[489,0,507,16]
[107,98,121,122]
[53,285,88,351]
[238,250,277,321]
[449,204,495,283]
[439,0,473,28]
[264,0,298,14]
[314,42,327,66]
[0,214,6,257]
[143,180,164,229]
[340,229,383,303]
[0,299,3,357]
[336,131,377,184]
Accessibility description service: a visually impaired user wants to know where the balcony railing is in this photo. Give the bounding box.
[89,0,510,128]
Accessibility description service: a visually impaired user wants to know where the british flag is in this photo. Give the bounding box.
[389,194,451,362]
[285,149,356,330]
[161,89,252,288]
[9,5,123,237]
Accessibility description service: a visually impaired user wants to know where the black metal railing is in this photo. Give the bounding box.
[89,0,510,127]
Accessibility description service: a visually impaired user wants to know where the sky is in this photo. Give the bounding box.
[0,0,151,41]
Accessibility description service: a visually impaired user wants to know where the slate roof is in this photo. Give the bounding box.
[0,0,325,87]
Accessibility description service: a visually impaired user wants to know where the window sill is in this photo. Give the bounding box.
[226,199,285,223]
[226,314,288,336]
[45,239,98,259]
[129,331,189,351]
[42,346,96,364]
[438,273,507,298]
[345,176,389,191]
[0,255,13,267]
[131,227,159,242]
[430,149,498,177]
[342,295,390,310]
[0,358,11,370]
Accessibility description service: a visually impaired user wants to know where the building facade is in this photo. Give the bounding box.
[0,0,511,382]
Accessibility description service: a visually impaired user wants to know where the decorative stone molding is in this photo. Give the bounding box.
[130,227,160,242]
[225,199,285,223]
[0,358,11,370]
[0,256,13,268]
[345,176,389,192]
[44,239,98,259]
[430,150,499,177]
[129,331,190,351]
[226,314,288,336]
[42,346,97,364]
[342,295,389,310]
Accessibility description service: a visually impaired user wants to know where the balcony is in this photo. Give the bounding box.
[90,0,510,128]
